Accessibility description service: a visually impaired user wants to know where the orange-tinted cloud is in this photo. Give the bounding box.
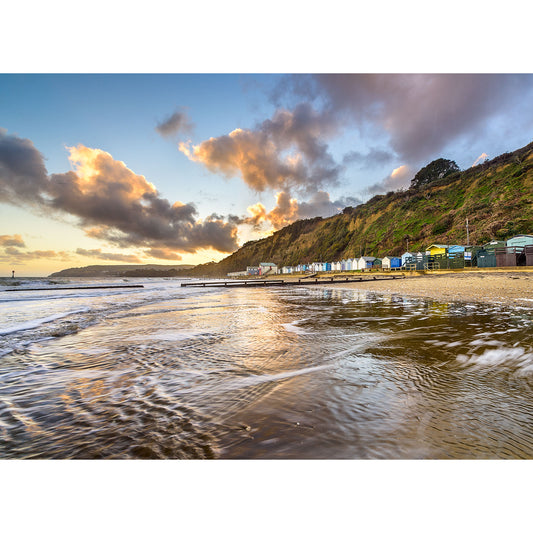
[471,153,489,167]
[146,248,183,261]
[0,130,240,255]
[180,103,341,194]
[244,190,359,231]
[1,246,72,263]
[0,234,26,247]
[367,164,413,194]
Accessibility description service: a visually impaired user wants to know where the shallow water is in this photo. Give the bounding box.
[1,277,533,459]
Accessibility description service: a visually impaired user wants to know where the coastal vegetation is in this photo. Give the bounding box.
[49,264,193,277]
[183,141,533,277]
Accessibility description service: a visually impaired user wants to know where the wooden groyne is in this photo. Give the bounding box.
[7,284,144,292]
[181,275,405,288]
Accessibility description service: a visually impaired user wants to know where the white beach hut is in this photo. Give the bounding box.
[401,252,414,266]
[356,256,375,270]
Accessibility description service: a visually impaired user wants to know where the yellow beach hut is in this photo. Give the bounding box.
[426,244,448,256]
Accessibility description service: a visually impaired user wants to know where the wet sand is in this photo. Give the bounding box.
[338,271,533,308]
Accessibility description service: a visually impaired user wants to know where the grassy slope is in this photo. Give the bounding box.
[185,141,533,277]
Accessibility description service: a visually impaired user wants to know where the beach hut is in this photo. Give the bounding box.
[506,235,533,248]
[383,256,401,270]
[426,244,448,256]
[448,245,465,255]
[405,252,427,271]
[311,262,325,272]
[495,247,521,267]
[356,256,376,270]
[401,252,414,266]
[476,249,496,268]
[474,241,504,268]
[332,261,342,271]
[259,262,278,275]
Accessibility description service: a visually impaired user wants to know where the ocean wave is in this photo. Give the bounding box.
[0,308,90,336]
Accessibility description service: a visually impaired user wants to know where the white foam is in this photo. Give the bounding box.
[458,347,533,372]
[469,339,503,346]
[282,320,312,335]
[0,308,88,336]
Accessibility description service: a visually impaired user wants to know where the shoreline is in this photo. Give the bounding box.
[269,270,533,308]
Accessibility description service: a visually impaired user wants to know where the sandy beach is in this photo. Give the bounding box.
[264,269,533,308]
[336,270,533,308]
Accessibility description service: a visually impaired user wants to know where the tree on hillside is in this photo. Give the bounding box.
[410,158,459,189]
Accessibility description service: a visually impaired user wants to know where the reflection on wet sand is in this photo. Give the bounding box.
[1,284,533,458]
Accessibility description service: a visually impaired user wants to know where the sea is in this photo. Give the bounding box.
[1,275,533,459]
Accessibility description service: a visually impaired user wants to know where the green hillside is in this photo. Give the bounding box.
[49,264,194,277]
[185,141,533,277]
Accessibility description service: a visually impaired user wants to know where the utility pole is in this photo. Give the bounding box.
[466,218,470,246]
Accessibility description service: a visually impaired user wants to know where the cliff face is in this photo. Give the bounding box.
[184,141,533,277]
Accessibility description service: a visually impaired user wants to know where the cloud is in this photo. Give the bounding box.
[0,234,26,247]
[0,128,49,205]
[145,248,183,261]
[471,153,489,167]
[277,74,533,165]
[75,248,143,263]
[179,103,341,194]
[244,190,361,230]
[367,165,413,195]
[0,131,240,255]
[155,110,193,137]
[343,147,394,168]
[1,246,72,263]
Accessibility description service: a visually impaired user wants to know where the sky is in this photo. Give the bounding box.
[2,2,533,276]
[2,73,533,276]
